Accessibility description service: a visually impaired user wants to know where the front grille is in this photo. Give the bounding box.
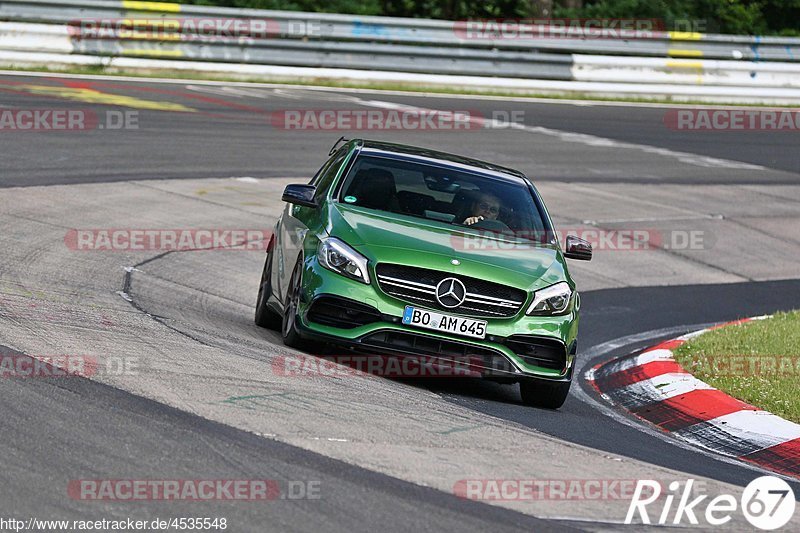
[375,263,526,318]
[306,296,381,329]
[504,335,567,371]
[359,330,519,376]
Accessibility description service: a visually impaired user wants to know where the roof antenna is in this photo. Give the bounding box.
[328,136,348,156]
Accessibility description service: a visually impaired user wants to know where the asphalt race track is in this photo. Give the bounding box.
[1,73,798,187]
[1,71,799,531]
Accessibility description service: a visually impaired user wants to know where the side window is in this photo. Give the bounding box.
[312,148,349,202]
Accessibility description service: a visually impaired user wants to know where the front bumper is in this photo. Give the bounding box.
[297,256,579,380]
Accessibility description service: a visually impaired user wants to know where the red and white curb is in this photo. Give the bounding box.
[587,317,800,480]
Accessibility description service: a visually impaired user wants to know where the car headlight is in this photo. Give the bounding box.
[318,237,370,284]
[526,282,573,315]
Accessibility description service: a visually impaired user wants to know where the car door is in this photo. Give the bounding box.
[274,147,351,304]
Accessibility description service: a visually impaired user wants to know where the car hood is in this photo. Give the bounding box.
[327,203,569,292]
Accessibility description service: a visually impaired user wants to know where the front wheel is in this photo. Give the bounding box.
[281,258,307,349]
[255,248,282,330]
[519,378,571,409]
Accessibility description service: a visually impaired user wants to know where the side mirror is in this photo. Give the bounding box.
[282,184,317,208]
[564,235,592,261]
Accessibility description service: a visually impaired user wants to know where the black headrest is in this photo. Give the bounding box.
[351,168,396,210]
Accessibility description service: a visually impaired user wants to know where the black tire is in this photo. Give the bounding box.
[281,258,307,349]
[519,378,571,409]
[254,248,282,330]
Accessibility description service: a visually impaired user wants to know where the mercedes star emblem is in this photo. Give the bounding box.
[435,277,466,308]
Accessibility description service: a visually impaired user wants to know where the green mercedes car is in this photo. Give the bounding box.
[255,139,592,408]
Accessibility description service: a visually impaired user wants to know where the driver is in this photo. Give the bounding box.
[463,192,502,226]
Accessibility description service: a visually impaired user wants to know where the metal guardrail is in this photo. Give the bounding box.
[2,0,800,62]
[1,0,800,102]
[73,40,575,81]
[0,21,575,80]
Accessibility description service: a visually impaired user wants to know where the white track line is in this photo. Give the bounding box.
[350,98,764,171]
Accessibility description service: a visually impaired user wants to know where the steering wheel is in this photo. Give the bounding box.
[468,218,511,233]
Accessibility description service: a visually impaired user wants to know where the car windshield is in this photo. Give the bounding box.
[337,154,550,240]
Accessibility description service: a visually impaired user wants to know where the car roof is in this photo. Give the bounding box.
[354,139,530,184]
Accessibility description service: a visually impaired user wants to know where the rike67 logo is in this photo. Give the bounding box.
[627,476,796,530]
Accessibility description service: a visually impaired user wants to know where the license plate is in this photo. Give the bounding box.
[402,306,487,339]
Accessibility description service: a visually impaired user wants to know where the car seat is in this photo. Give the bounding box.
[349,168,399,211]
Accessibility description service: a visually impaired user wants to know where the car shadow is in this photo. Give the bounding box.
[305,347,533,407]
[396,376,523,404]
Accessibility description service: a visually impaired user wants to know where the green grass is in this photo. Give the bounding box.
[3,64,800,108]
[673,311,800,423]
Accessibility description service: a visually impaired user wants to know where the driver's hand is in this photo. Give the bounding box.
[464,216,484,225]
